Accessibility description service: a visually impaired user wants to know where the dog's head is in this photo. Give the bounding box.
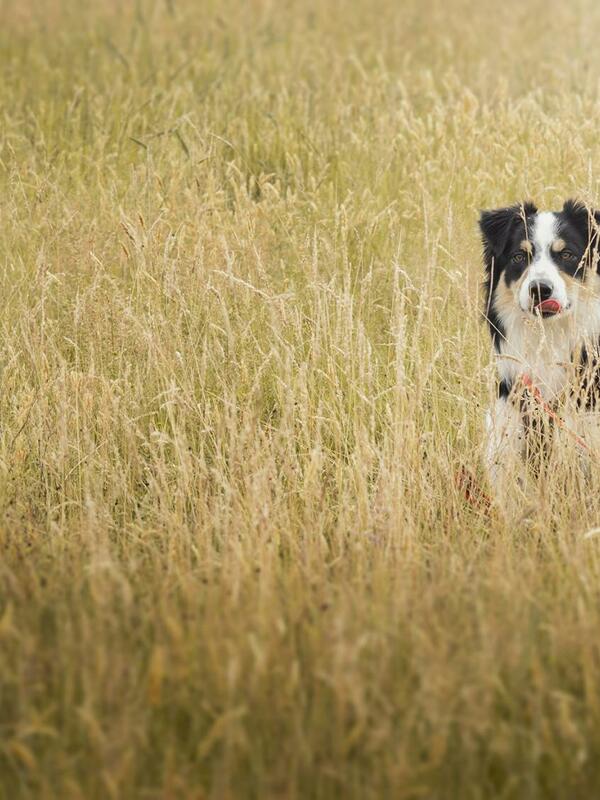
[480,200,600,346]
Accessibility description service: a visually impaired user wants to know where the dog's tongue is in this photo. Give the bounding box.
[536,298,562,315]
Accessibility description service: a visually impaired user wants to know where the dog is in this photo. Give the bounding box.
[480,199,600,510]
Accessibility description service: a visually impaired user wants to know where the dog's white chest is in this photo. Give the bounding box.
[496,299,600,400]
[498,321,571,398]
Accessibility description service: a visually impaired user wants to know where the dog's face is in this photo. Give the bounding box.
[480,200,600,345]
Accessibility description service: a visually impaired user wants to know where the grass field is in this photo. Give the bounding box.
[5,0,600,797]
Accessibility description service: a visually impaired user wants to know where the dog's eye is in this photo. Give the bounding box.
[511,252,526,264]
[561,249,577,261]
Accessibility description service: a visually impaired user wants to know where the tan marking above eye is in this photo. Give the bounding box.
[520,239,533,254]
[551,238,566,252]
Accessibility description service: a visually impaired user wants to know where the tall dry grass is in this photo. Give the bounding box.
[3,0,600,796]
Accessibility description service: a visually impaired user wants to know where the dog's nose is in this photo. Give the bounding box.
[529,281,553,305]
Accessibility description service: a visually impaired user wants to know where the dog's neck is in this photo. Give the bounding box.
[496,294,600,401]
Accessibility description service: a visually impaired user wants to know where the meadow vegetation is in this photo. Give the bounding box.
[4,0,600,796]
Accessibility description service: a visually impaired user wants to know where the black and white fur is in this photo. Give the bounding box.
[480,200,600,506]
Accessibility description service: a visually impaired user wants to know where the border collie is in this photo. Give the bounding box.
[480,200,600,508]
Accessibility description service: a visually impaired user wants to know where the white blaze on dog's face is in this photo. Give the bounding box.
[480,200,600,352]
[517,211,570,316]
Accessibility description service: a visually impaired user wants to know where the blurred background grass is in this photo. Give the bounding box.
[3,0,600,797]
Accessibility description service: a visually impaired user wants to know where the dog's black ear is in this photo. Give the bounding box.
[479,202,536,260]
[562,198,600,237]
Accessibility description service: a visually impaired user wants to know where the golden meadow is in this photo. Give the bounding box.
[3,0,600,796]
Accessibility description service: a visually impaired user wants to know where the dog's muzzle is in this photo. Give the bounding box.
[529,281,563,317]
